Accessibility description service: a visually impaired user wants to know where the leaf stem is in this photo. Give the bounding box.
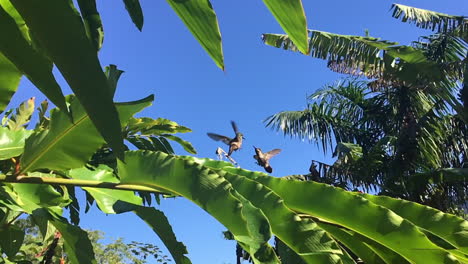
[0,174,171,195]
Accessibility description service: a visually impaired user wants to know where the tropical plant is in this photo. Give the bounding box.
[0,2,467,264]
[0,91,467,264]
[0,0,309,160]
[262,4,468,214]
[262,4,467,111]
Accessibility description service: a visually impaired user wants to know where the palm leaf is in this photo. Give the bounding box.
[390,4,468,37]
[263,30,397,78]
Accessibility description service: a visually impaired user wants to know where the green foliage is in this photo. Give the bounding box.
[10,0,126,160]
[123,0,144,31]
[7,217,172,264]
[0,0,309,161]
[67,166,142,214]
[0,53,20,114]
[0,95,467,263]
[166,0,224,70]
[0,3,67,114]
[390,4,468,37]
[262,4,467,214]
[77,0,104,51]
[0,2,466,264]
[20,95,153,173]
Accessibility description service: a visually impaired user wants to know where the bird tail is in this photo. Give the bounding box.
[265,166,273,173]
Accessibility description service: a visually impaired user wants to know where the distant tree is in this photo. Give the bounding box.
[263,4,468,215]
[4,217,171,264]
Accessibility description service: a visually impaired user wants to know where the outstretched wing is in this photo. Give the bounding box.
[207,133,232,145]
[231,121,239,134]
[265,149,281,159]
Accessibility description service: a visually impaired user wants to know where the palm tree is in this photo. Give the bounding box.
[262,4,468,213]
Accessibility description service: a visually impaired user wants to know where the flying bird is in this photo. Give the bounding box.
[207,121,244,156]
[253,146,281,173]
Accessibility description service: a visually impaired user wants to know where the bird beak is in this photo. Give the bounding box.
[252,146,257,149]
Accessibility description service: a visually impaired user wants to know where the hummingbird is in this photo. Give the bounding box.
[207,121,244,156]
[253,146,281,173]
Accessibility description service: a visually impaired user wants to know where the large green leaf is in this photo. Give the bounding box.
[123,0,144,31]
[117,151,280,263]
[0,224,24,259]
[9,176,71,213]
[229,169,459,263]
[0,4,67,113]
[222,170,349,263]
[261,0,308,54]
[77,0,104,50]
[166,0,224,70]
[189,159,460,263]
[67,165,142,214]
[20,95,153,173]
[318,221,412,264]
[316,223,386,264]
[0,53,20,114]
[360,193,468,256]
[32,208,97,264]
[10,0,125,159]
[0,127,32,160]
[180,157,348,263]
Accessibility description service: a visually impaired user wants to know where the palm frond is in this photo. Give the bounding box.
[390,4,468,38]
[263,30,397,77]
[263,30,440,82]
[264,103,357,153]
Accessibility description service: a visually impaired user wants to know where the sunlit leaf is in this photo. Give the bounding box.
[166,0,224,70]
[20,95,153,172]
[10,0,125,159]
[118,151,280,263]
[0,127,32,160]
[262,0,308,54]
[77,0,104,50]
[68,165,142,214]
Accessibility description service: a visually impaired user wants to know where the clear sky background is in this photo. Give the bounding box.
[8,0,467,263]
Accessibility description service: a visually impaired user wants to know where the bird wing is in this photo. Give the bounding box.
[207,133,232,145]
[265,149,281,158]
[231,121,239,134]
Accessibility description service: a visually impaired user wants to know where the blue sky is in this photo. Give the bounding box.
[9,0,467,263]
